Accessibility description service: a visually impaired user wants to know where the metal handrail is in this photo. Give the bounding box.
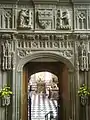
[45,111,54,120]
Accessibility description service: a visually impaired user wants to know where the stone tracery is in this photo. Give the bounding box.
[78,41,88,71]
[1,40,13,70]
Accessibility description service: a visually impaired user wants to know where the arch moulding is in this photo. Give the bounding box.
[16,51,75,72]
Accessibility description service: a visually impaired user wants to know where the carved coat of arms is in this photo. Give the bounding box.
[36,10,52,29]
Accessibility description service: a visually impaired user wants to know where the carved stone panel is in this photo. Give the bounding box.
[35,9,54,30]
[75,9,87,30]
[56,9,71,30]
[16,33,74,66]
[17,9,33,29]
[78,41,88,71]
[0,8,15,29]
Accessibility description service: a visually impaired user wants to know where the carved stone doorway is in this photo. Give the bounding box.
[21,62,69,120]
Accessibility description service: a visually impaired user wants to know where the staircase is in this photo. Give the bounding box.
[30,93,57,120]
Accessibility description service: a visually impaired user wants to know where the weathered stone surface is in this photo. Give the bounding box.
[0,1,90,120]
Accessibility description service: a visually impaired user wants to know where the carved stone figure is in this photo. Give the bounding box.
[61,10,69,26]
[56,9,71,30]
[60,10,71,29]
[18,9,31,28]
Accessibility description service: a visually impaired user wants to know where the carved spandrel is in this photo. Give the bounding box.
[56,9,71,30]
[18,9,33,29]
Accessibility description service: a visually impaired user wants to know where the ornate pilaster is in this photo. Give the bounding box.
[68,70,75,120]
[1,40,13,70]
[74,40,80,120]
[78,41,89,71]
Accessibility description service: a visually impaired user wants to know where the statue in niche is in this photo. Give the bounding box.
[60,10,71,29]
[18,9,31,28]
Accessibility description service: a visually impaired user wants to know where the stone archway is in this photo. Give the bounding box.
[15,52,75,120]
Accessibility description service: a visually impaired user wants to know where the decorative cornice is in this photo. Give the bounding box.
[0,33,90,41]
[33,0,59,4]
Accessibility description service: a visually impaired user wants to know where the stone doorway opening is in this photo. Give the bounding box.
[21,62,69,120]
[28,72,59,120]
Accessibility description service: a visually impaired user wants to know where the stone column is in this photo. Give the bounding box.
[17,71,22,120]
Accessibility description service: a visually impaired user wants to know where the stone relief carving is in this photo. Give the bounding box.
[18,9,32,29]
[78,10,87,29]
[17,34,74,49]
[16,34,74,62]
[0,8,15,29]
[36,9,53,29]
[78,34,88,40]
[78,41,88,71]
[56,9,71,30]
[1,40,13,70]
[1,33,90,71]
[75,9,87,29]
[1,34,12,39]
[17,49,73,61]
[17,49,32,58]
[17,34,67,41]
